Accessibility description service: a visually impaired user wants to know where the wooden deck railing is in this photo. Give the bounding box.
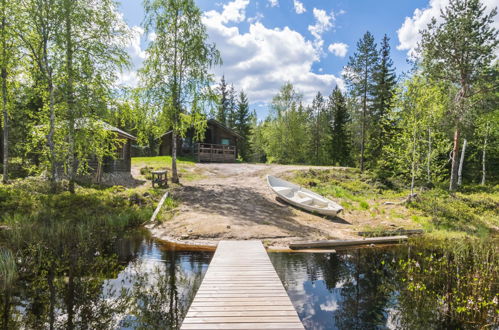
[195,143,236,162]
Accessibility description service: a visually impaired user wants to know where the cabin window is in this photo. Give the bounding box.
[221,138,230,145]
[116,142,126,160]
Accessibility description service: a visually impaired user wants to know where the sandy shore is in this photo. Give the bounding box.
[145,163,416,249]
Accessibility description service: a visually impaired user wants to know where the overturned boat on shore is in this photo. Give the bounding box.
[267,175,343,217]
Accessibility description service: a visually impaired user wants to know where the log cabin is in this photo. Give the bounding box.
[159,119,243,162]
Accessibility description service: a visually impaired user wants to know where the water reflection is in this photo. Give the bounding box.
[270,244,497,330]
[0,230,212,329]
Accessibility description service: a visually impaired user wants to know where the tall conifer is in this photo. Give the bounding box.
[343,31,378,172]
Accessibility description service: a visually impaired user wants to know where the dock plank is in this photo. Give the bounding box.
[180,241,304,330]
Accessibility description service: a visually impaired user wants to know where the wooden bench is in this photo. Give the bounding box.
[151,170,168,188]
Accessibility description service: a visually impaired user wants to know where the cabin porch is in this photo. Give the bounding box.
[195,143,237,162]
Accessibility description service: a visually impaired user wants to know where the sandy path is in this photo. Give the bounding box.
[149,163,365,247]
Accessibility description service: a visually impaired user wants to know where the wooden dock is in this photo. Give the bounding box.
[181,240,304,329]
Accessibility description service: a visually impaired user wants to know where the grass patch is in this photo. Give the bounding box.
[290,168,498,239]
[132,156,203,182]
[132,155,196,168]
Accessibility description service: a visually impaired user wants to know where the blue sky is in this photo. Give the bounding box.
[117,0,498,119]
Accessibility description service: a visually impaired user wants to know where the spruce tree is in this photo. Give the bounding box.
[235,91,251,160]
[329,86,351,166]
[308,92,329,164]
[216,75,228,124]
[371,34,396,165]
[343,31,378,172]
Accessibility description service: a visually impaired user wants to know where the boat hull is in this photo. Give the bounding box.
[267,175,343,217]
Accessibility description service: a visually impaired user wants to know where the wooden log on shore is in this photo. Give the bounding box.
[289,235,408,250]
[149,191,169,223]
[357,229,424,237]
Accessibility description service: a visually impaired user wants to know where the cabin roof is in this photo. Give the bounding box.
[35,118,137,141]
[101,122,137,141]
[159,119,244,140]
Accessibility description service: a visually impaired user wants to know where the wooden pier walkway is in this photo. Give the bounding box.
[181,240,304,329]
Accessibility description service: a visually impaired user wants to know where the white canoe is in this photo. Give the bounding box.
[267,175,343,217]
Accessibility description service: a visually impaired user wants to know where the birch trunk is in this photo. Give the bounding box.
[457,138,467,186]
[65,0,76,193]
[171,130,179,183]
[47,80,56,189]
[427,126,431,183]
[1,5,8,184]
[449,126,460,191]
[410,124,417,198]
[481,124,489,185]
[360,63,368,172]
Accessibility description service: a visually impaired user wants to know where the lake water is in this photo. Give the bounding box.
[2,230,496,329]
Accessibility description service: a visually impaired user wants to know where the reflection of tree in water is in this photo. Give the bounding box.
[121,247,209,329]
[271,252,344,290]
[334,249,398,330]
[0,218,211,329]
[0,219,140,329]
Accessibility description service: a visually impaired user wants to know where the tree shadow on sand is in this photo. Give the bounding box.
[174,184,335,237]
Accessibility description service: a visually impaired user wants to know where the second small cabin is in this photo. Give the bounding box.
[159,119,243,162]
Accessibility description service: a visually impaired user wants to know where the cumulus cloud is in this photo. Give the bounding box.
[308,8,335,50]
[219,0,250,23]
[294,0,306,14]
[116,26,146,87]
[328,42,348,57]
[397,0,499,57]
[203,2,343,104]
[267,0,279,7]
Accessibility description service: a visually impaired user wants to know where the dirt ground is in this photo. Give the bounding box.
[146,163,418,248]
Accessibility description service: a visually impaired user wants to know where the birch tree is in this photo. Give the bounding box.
[18,0,62,190]
[419,0,498,191]
[0,0,19,183]
[141,0,220,183]
[59,0,129,193]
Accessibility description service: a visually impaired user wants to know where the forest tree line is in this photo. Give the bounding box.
[0,0,497,193]
[245,0,499,192]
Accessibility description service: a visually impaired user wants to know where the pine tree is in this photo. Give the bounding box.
[235,91,251,160]
[371,34,396,165]
[216,75,228,125]
[343,31,378,172]
[329,87,351,166]
[227,84,237,128]
[420,0,498,191]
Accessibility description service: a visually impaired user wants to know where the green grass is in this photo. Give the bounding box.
[132,155,196,168]
[132,155,203,182]
[290,168,499,239]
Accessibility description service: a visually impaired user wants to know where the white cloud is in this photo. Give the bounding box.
[308,8,335,51]
[320,300,338,312]
[267,0,279,7]
[117,26,146,87]
[202,3,343,105]
[397,0,499,58]
[247,12,264,24]
[328,42,348,57]
[219,0,250,23]
[129,26,146,60]
[294,0,306,14]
